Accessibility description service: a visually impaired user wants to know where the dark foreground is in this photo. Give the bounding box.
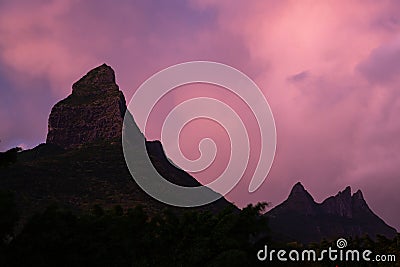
[0,191,398,267]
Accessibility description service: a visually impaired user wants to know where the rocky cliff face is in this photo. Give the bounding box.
[320,186,353,218]
[267,182,397,243]
[46,64,126,149]
[284,182,317,216]
[0,64,234,219]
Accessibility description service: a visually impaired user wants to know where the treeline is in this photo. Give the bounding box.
[0,191,270,267]
[0,147,22,168]
[0,191,398,267]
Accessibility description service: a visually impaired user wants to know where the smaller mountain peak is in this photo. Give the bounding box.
[288,182,314,202]
[284,182,316,215]
[352,189,364,200]
[288,182,311,198]
[351,189,371,214]
[291,182,305,192]
[339,186,351,197]
[72,63,117,96]
[321,185,353,218]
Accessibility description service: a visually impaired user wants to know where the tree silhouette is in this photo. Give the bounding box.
[0,147,22,168]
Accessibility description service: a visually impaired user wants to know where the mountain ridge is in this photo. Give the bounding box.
[1,64,397,245]
[266,182,397,243]
[0,63,235,221]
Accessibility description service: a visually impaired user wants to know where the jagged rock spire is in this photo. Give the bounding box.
[72,64,117,96]
[46,64,127,149]
[266,182,397,243]
[285,182,317,216]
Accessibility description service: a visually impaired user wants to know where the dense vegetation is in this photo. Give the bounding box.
[0,191,398,267]
[0,191,269,267]
[0,147,22,168]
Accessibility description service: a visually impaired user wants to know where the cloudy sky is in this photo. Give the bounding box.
[1,0,400,230]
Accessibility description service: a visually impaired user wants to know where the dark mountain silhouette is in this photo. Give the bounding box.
[0,64,396,246]
[0,64,233,221]
[46,64,129,149]
[266,182,397,243]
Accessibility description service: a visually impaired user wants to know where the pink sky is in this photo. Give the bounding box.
[1,0,400,230]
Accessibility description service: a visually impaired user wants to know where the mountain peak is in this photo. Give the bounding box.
[351,189,370,213]
[291,181,305,192]
[46,64,126,149]
[321,185,353,218]
[284,182,317,216]
[267,183,397,243]
[72,63,117,96]
[352,189,364,200]
[342,186,351,196]
[288,182,311,198]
